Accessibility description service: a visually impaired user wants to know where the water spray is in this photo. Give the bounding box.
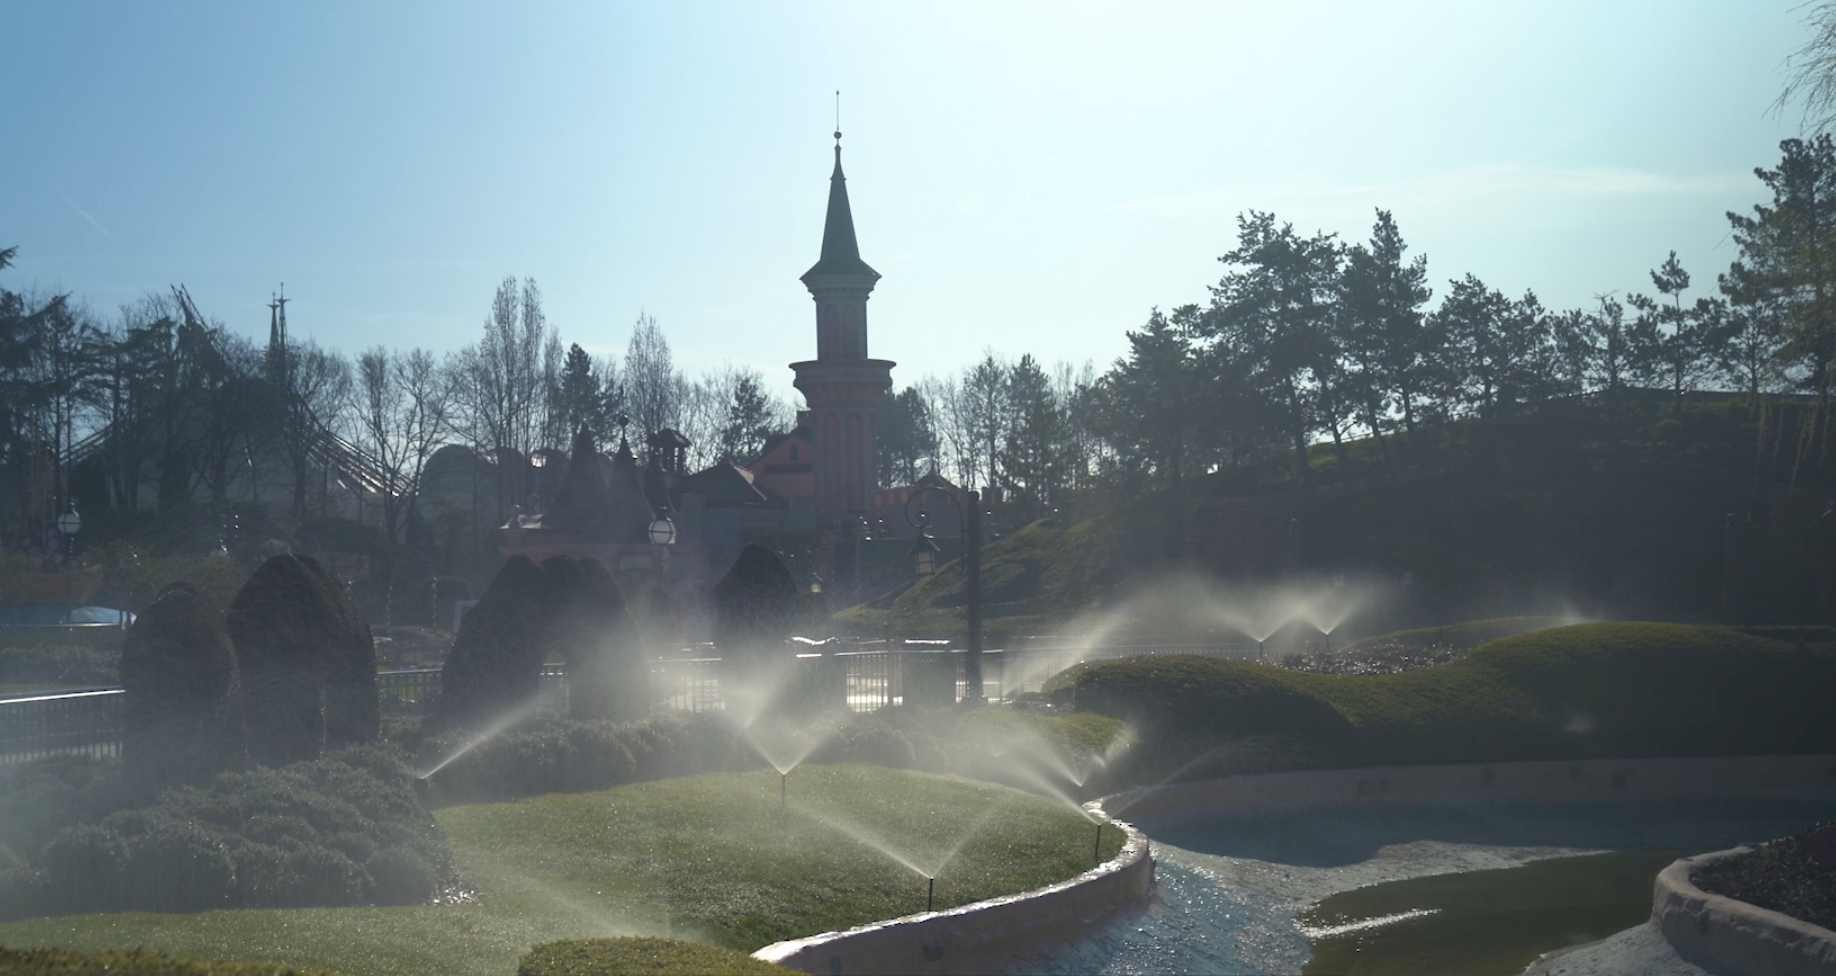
[927,876,935,912]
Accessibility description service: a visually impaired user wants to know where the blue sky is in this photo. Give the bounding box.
[2,1,1813,396]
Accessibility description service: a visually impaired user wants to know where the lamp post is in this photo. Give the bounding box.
[56,505,81,599]
[904,485,983,705]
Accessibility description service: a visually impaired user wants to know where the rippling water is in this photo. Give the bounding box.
[1010,794,1836,975]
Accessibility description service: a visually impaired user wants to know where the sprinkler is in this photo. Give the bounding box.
[1257,639,1265,662]
[1093,823,1103,867]
[781,772,787,810]
[927,876,935,912]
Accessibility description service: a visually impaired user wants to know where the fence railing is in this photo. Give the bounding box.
[0,689,123,764]
[0,640,1283,762]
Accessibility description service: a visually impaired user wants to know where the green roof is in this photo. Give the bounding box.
[802,144,879,281]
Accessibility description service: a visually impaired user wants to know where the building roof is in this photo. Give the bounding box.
[673,459,789,510]
[801,142,880,281]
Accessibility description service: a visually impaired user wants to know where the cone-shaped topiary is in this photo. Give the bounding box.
[557,558,648,722]
[711,544,798,707]
[229,553,377,766]
[432,555,551,733]
[121,581,243,792]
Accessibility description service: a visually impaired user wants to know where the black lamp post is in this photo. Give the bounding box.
[904,485,983,705]
[56,505,81,598]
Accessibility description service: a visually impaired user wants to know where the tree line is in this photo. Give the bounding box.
[876,137,1836,516]
[0,269,791,568]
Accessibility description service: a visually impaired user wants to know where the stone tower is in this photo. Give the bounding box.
[792,132,895,523]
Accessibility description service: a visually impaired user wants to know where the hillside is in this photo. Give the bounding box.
[837,394,1836,641]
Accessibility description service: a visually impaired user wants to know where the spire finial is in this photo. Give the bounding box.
[834,90,841,146]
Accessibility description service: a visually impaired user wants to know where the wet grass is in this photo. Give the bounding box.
[1298,849,1695,976]
[0,764,1121,975]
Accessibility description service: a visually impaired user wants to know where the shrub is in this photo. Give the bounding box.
[431,556,549,734]
[0,845,48,922]
[366,844,436,905]
[277,845,366,908]
[7,743,454,921]
[40,823,128,915]
[121,813,238,913]
[515,938,799,976]
[1045,622,1836,776]
[121,582,242,792]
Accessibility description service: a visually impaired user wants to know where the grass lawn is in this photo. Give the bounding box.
[0,765,1121,976]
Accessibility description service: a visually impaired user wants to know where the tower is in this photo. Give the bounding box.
[792,131,895,523]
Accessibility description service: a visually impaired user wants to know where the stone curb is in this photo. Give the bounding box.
[1654,846,1836,976]
[751,808,1154,976]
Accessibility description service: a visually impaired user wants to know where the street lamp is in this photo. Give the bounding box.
[647,516,677,545]
[903,485,984,705]
[56,505,81,598]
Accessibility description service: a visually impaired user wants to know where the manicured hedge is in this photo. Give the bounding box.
[1,744,455,922]
[0,946,350,975]
[516,938,797,976]
[1045,622,1836,777]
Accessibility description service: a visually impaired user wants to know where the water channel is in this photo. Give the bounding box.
[1012,794,1836,975]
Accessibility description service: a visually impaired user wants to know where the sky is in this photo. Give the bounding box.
[2,1,1818,403]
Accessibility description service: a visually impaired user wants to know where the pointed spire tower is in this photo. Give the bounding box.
[793,128,895,523]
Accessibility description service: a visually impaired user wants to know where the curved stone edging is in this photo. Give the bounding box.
[1654,846,1836,976]
[751,810,1154,976]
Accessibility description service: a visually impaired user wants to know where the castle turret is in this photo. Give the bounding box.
[792,132,895,522]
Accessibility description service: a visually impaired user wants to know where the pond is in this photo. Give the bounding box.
[1012,794,1836,975]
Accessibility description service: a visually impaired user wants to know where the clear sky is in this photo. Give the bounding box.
[2,1,1814,400]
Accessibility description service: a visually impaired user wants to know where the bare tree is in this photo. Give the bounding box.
[461,276,554,458]
[624,313,684,441]
[1778,2,1836,134]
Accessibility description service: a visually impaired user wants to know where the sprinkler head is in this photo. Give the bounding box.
[781,772,787,809]
[1093,822,1103,867]
[927,876,935,912]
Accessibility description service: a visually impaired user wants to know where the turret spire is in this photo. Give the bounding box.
[803,129,878,281]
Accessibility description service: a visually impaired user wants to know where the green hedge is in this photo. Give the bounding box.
[1046,622,1836,777]
[0,946,350,975]
[1,744,455,922]
[515,938,797,976]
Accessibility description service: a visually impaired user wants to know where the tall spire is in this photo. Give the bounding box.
[803,131,879,281]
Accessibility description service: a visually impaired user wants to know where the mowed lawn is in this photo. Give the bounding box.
[0,764,1121,976]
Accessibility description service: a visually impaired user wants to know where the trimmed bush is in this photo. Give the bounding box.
[229,554,377,766]
[516,938,798,976]
[556,558,646,724]
[712,545,798,709]
[121,582,243,792]
[1045,622,1836,777]
[0,946,351,975]
[14,744,454,920]
[431,555,549,734]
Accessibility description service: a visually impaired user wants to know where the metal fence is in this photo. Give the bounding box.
[0,689,123,764]
[0,639,1269,762]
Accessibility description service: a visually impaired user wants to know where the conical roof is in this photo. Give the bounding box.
[802,142,879,281]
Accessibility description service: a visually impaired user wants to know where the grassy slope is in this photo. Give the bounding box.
[836,517,1117,640]
[0,766,1121,976]
[1048,622,1836,768]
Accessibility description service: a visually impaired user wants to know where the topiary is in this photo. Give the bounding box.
[431,555,550,734]
[121,581,243,792]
